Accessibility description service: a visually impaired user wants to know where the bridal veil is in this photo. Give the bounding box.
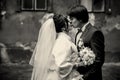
[29,16,56,80]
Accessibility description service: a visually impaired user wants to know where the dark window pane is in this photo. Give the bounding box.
[93,0,105,12]
[36,0,47,10]
[22,0,33,10]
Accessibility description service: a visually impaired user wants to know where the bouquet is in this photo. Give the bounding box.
[77,39,95,66]
[66,39,96,80]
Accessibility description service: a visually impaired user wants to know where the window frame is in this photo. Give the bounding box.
[21,0,48,11]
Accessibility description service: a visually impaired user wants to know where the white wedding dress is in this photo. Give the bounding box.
[29,17,80,80]
[47,32,81,80]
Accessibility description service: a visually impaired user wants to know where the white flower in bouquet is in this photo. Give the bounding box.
[78,39,84,48]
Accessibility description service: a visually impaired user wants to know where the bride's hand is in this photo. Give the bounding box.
[74,63,79,68]
[78,62,85,67]
[74,62,85,68]
[79,75,84,80]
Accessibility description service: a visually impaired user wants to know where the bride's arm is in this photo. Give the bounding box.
[52,40,75,79]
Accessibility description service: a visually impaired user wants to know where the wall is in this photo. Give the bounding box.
[0,0,120,53]
[0,0,77,44]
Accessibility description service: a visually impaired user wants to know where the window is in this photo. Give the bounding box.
[21,0,48,11]
[78,0,105,12]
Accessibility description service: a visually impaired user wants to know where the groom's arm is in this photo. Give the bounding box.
[83,31,105,80]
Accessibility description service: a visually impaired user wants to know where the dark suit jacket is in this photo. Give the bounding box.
[77,23,105,80]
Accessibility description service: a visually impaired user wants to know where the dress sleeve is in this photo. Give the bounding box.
[59,62,73,79]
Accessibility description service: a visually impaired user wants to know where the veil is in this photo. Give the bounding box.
[29,18,56,80]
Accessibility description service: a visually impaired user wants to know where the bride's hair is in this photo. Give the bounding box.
[53,14,68,33]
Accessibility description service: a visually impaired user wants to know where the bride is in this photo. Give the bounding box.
[29,13,82,80]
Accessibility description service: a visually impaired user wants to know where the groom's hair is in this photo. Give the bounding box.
[67,5,89,23]
[53,14,68,32]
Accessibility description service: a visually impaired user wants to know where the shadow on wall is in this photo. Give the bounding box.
[101,15,120,62]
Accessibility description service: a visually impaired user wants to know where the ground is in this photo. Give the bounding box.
[0,63,120,80]
[0,49,120,80]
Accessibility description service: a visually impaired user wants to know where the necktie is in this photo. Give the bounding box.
[75,29,82,45]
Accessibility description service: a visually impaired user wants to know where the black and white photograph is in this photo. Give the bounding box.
[0,0,120,80]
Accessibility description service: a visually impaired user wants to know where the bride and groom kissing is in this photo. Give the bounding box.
[29,5,105,80]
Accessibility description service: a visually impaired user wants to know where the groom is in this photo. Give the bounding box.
[67,5,105,80]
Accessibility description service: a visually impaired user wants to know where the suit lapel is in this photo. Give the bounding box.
[81,23,98,43]
[81,23,91,42]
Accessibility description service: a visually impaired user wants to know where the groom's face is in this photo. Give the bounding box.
[68,16,80,28]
